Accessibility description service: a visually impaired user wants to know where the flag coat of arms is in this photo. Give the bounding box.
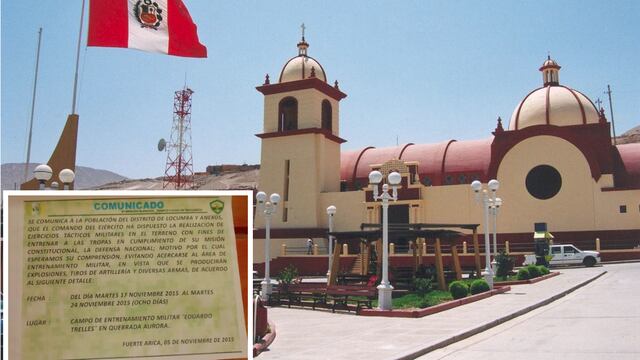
[88,0,207,58]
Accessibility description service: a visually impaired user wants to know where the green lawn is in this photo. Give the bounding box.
[494,275,519,282]
[371,290,453,309]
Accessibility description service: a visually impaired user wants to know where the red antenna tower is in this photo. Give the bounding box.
[163,87,194,189]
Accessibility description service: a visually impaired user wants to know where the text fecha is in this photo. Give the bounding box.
[93,201,164,211]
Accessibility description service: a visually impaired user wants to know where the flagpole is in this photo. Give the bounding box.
[24,27,43,183]
[71,0,87,115]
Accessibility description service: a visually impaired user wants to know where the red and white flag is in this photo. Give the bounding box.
[88,0,207,58]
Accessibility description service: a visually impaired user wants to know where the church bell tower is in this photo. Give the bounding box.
[255,27,347,230]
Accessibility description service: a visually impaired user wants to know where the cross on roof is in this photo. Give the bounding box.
[301,23,306,40]
[595,98,603,109]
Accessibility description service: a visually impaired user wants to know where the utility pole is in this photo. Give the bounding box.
[24,27,43,183]
[605,85,617,145]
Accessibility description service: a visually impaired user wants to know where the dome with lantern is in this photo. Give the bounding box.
[278,34,327,83]
[508,56,601,131]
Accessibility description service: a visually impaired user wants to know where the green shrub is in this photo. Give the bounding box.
[516,267,530,280]
[418,297,430,308]
[537,265,550,275]
[412,277,433,295]
[495,250,514,278]
[277,264,299,286]
[526,264,541,278]
[448,281,469,299]
[469,279,490,295]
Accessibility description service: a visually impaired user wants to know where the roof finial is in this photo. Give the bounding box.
[297,23,309,56]
[494,116,504,134]
[540,54,560,86]
[264,73,270,85]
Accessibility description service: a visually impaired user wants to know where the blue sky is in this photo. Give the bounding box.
[2,0,639,179]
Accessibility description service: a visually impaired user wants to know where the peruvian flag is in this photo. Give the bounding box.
[88,0,207,58]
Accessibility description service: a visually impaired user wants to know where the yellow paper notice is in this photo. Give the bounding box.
[19,196,246,360]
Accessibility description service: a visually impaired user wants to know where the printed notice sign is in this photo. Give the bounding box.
[15,196,246,360]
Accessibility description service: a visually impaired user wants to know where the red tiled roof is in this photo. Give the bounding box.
[341,138,493,186]
[617,143,640,187]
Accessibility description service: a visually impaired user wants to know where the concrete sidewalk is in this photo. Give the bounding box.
[258,266,606,359]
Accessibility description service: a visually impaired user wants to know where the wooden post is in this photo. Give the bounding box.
[505,240,510,253]
[596,238,600,251]
[280,244,287,256]
[435,237,446,291]
[363,243,370,275]
[376,240,383,277]
[313,244,319,255]
[462,241,467,254]
[389,243,395,255]
[451,244,462,281]
[359,242,365,275]
[328,243,342,285]
[472,229,482,278]
[412,242,418,272]
[342,243,348,255]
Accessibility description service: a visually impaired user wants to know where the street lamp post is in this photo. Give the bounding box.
[490,197,503,271]
[59,168,76,190]
[326,205,336,277]
[256,191,280,302]
[33,165,75,191]
[33,164,53,190]
[368,170,402,310]
[471,179,500,289]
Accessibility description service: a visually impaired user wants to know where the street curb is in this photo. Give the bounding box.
[359,287,510,318]
[601,259,640,265]
[494,271,559,286]
[395,270,608,360]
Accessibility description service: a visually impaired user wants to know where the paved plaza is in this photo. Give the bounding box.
[259,263,640,359]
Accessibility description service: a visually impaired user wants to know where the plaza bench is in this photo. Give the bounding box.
[326,285,377,314]
[286,283,327,309]
[269,283,327,309]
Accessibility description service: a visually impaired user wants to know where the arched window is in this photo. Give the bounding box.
[278,97,298,131]
[321,100,332,131]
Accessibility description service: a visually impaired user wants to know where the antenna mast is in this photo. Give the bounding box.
[605,85,617,145]
[163,87,194,189]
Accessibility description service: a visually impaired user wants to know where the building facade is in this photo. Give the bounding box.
[253,37,640,266]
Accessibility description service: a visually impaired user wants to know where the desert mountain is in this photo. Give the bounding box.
[1,163,127,191]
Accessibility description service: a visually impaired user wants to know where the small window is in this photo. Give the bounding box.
[278,97,298,131]
[458,174,467,184]
[620,205,627,213]
[321,100,332,131]
[444,175,453,185]
[551,247,561,254]
[409,165,417,184]
[421,177,432,186]
[563,246,576,254]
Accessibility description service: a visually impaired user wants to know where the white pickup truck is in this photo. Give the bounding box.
[524,244,601,267]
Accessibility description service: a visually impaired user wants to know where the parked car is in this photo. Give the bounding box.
[524,244,600,267]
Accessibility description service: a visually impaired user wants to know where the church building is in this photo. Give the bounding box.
[253,35,640,270]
